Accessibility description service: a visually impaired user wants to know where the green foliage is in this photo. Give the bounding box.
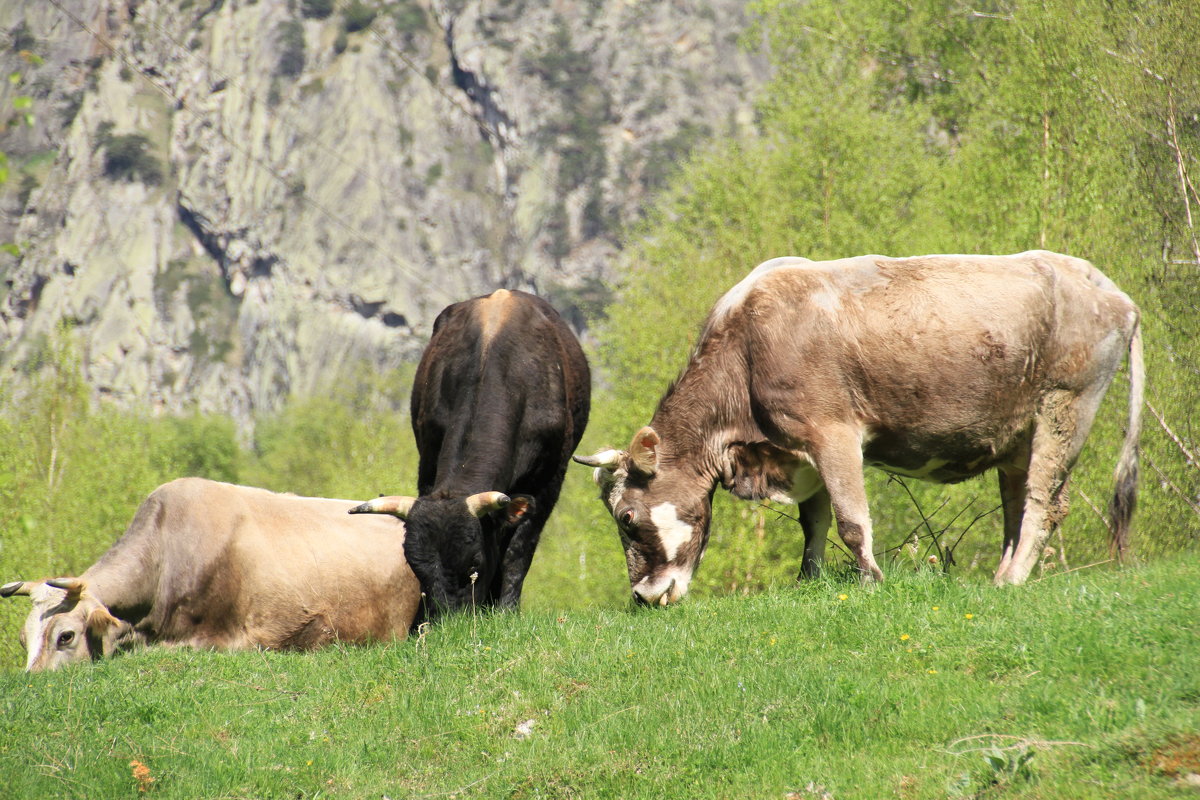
[342,1,379,34]
[101,133,164,185]
[982,743,1037,787]
[7,21,36,54]
[585,0,1200,596]
[1,557,1198,797]
[300,0,334,20]
[390,0,428,34]
[245,366,418,499]
[275,19,306,78]
[526,18,611,195]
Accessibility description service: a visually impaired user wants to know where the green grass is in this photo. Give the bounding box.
[2,556,1198,799]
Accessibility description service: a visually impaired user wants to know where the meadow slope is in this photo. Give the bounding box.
[1,555,1198,799]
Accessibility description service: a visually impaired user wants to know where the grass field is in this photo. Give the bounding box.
[1,555,1197,799]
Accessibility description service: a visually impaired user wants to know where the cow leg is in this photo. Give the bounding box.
[1000,388,1102,585]
[493,515,547,608]
[797,487,832,580]
[810,427,884,582]
[994,467,1027,585]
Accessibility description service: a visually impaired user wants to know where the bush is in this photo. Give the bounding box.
[342,1,378,34]
[300,0,334,19]
[275,20,305,78]
[391,0,427,34]
[102,134,164,185]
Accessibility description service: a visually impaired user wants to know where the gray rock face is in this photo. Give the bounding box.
[0,0,767,426]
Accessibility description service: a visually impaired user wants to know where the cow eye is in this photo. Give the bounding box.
[618,508,636,528]
[57,631,75,648]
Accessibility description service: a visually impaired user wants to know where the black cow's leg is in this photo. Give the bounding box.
[797,487,832,580]
[494,513,546,608]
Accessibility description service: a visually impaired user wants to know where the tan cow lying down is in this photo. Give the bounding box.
[1,478,420,671]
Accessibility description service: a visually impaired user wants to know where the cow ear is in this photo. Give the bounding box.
[628,426,661,476]
[504,496,535,525]
[86,606,136,658]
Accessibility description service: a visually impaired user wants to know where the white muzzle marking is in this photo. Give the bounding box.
[632,567,692,606]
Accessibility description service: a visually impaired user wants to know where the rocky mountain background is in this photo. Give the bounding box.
[0,0,767,427]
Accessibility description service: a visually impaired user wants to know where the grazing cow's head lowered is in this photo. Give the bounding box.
[1,579,138,671]
[576,252,1143,602]
[574,427,712,606]
[350,492,534,615]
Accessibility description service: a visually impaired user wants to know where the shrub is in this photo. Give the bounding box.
[102,134,164,185]
[391,0,427,34]
[300,0,334,19]
[342,1,378,34]
[275,20,305,78]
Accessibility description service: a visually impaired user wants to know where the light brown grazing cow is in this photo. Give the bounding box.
[1,478,420,671]
[575,251,1143,604]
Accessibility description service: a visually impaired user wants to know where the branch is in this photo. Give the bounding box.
[1076,488,1115,535]
[1166,88,1200,265]
[1029,558,1115,582]
[942,734,1093,755]
[1145,452,1200,518]
[1147,400,1199,467]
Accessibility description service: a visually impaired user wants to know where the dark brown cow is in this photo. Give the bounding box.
[351,289,590,619]
[575,251,1143,604]
[2,478,421,670]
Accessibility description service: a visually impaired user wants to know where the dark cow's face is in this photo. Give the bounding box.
[575,427,712,606]
[402,497,491,614]
[349,491,532,618]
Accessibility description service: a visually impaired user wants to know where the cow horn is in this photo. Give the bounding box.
[0,581,32,598]
[572,449,623,470]
[349,496,416,519]
[465,491,511,517]
[46,577,86,599]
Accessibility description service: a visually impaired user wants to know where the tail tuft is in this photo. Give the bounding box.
[1108,320,1143,560]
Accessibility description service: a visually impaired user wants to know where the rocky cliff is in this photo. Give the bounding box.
[0,0,767,425]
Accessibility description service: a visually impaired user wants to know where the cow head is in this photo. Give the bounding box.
[573,426,712,606]
[1,578,138,671]
[349,492,533,616]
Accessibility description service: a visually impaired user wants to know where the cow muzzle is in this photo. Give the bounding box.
[632,575,685,607]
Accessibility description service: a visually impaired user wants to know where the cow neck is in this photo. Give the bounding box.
[79,502,164,623]
[649,338,750,494]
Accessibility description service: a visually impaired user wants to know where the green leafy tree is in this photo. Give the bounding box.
[588,0,1200,595]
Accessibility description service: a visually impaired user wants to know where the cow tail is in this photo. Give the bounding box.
[1107,319,1143,560]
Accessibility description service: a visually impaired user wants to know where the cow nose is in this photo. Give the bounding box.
[632,578,676,607]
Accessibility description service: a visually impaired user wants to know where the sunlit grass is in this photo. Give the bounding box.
[2,556,1197,798]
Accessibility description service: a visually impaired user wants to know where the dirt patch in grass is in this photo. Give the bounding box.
[1147,733,1200,779]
